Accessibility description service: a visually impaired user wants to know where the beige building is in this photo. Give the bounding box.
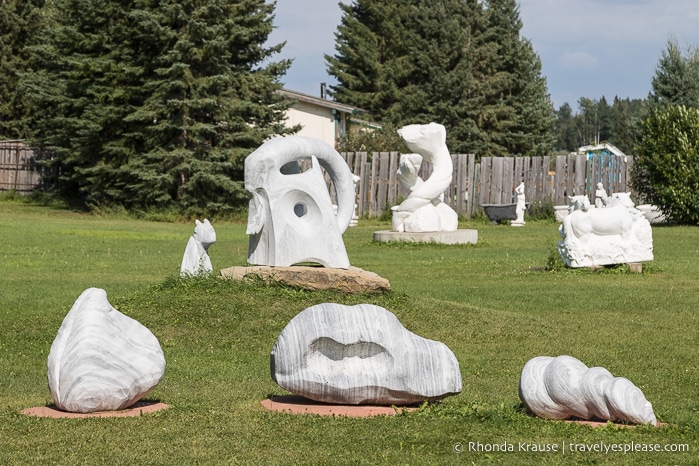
[278,88,365,148]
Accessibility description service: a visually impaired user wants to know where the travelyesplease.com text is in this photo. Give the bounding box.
[454,440,689,455]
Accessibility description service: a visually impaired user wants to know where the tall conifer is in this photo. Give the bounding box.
[25,0,292,213]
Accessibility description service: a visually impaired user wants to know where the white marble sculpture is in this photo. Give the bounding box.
[557,193,653,267]
[180,219,216,276]
[518,355,657,425]
[48,288,165,413]
[391,123,458,233]
[595,182,609,208]
[511,182,526,226]
[245,136,355,269]
[271,303,462,405]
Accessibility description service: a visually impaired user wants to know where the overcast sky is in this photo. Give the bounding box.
[266,0,699,110]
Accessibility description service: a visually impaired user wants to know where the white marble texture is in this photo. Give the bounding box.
[48,288,165,413]
[245,136,355,269]
[558,194,653,267]
[271,303,462,405]
[391,123,458,233]
[519,355,657,425]
[180,219,216,276]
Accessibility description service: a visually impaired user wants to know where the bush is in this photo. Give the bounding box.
[633,104,699,224]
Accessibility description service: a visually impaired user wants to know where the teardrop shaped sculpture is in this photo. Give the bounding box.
[519,355,657,425]
[48,288,166,413]
[271,303,462,405]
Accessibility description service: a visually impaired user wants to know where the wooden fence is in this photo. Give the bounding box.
[2,141,634,217]
[0,141,49,193]
[339,152,634,219]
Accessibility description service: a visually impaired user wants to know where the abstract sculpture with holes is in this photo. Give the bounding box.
[557,192,653,267]
[391,123,458,233]
[245,136,356,269]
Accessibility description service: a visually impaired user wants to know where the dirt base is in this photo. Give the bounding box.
[261,395,419,417]
[20,401,169,418]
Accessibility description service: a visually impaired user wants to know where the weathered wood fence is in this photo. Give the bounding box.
[2,140,634,218]
[339,152,634,219]
[0,141,51,193]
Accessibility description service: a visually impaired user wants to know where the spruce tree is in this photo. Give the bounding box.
[25,0,292,213]
[472,0,554,157]
[649,37,699,109]
[0,0,49,139]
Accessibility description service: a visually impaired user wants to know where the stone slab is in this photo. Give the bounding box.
[21,401,169,418]
[260,395,418,417]
[373,229,478,245]
[220,265,390,293]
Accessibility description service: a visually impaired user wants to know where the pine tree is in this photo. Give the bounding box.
[649,36,699,109]
[472,0,554,157]
[326,0,554,157]
[0,0,49,139]
[25,0,292,213]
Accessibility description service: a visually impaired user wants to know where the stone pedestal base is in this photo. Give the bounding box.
[373,229,478,245]
[220,265,390,294]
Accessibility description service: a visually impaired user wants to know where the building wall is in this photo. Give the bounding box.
[284,103,338,147]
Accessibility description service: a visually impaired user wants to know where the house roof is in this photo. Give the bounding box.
[277,88,364,115]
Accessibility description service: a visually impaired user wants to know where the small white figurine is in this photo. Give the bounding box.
[595,182,608,208]
[511,182,526,226]
[180,219,216,276]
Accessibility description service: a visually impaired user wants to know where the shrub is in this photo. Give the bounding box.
[633,104,699,224]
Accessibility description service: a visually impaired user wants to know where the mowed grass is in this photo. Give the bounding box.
[1,200,698,465]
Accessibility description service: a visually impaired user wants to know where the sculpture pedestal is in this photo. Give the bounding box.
[373,229,478,245]
[220,265,390,294]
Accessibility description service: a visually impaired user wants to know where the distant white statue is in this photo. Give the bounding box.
[595,182,609,208]
[558,193,653,267]
[391,123,458,232]
[245,136,355,269]
[180,219,216,276]
[511,182,526,226]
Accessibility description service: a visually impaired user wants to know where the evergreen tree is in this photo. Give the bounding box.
[25,0,292,213]
[326,0,554,156]
[0,0,49,139]
[472,0,554,157]
[554,102,577,152]
[649,36,699,109]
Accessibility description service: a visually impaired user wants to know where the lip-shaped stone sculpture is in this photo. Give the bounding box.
[271,303,462,405]
[518,355,657,425]
[48,288,166,413]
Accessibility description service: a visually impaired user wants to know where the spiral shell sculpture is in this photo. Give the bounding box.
[518,355,657,425]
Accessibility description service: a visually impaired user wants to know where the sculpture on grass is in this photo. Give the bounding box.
[557,193,653,267]
[511,182,526,226]
[245,136,356,269]
[48,288,165,413]
[180,219,216,276]
[519,355,657,425]
[271,303,462,405]
[391,123,458,233]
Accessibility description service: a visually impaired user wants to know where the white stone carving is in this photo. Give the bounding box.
[245,136,355,269]
[557,193,653,267]
[511,182,526,226]
[518,355,657,425]
[594,182,609,208]
[48,288,165,413]
[180,219,216,276]
[271,303,462,405]
[391,123,458,233]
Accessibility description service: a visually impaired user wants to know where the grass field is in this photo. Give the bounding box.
[1,199,698,465]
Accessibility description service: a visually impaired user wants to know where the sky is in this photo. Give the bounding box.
[266,0,699,110]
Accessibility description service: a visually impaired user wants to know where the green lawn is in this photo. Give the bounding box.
[1,201,697,465]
